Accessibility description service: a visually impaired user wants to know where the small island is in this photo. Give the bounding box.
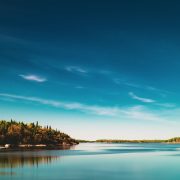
[0,120,78,150]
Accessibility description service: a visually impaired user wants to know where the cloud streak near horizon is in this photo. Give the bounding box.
[0,93,119,116]
[0,93,177,125]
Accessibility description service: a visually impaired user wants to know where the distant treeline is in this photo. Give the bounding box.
[167,137,180,143]
[77,140,95,143]
[78,138,180,143]
[96,139,166,143]
[0,120,78,146]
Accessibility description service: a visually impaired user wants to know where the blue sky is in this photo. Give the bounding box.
[1,0,180,140]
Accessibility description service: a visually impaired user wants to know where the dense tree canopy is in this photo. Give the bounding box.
[0,120,78,146]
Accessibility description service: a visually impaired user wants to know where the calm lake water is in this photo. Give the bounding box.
[1,143,180,180]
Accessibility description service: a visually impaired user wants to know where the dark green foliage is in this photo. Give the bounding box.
[0,120,78,146]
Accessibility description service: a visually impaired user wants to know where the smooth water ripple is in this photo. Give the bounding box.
[1,143,180,180]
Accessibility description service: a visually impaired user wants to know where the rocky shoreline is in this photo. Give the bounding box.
[0,142,78,151]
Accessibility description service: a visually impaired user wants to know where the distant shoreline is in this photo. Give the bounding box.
[78,138,180,144]
[1,141,180,152]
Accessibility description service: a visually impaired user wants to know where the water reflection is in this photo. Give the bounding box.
[1,144,180,179]
[0,171,16,176]
[0,153,58,168]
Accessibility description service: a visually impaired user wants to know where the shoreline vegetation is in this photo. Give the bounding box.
[1,120,180,151]
[78,137,180,144]
[0,120,78,150]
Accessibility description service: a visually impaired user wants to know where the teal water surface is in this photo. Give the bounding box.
[1,143,180,180]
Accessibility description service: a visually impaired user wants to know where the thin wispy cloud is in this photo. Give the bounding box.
[19,74,47,82]
[0,93,118,116]
[113,78,172,96]
[155,103,176,108]
[122,106,178,124]
[0,33,29,45]
[75,86,84,89]
[129,92,176,108]
[113,78,140,88]
[65,66,87,74]
[123,106,163,122]
[129,92,156,103]
[0,93,177,125]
